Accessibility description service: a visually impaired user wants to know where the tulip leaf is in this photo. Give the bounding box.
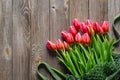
[93,36,103,62]
[78,62,86,74]
[57,57,73,74]
[66,52,79,77]
[69,47,81,75]
[93,48,99,64]
[75,46,86,67]
[106,39,114,62]
[80,44,90,60]
[96,35,106,61]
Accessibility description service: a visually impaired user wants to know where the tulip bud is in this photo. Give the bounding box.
[46,40,57,51]
[82,33,90,45]
[99,27,104,35]
[68,26,77,37]
[79,22,86,33]
[56,39,64,50]
[61,31,68,40]
[72,18,80,30]
[84,26,91,36]
[66,33,74,43]
[101,21,109,33]
[63,41,69,50]
[85,19,93,27]
[75,33,82,43]
[93,22,100,33]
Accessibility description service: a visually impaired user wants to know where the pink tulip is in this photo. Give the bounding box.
[84,26,91,36]
[79,22,86,33]
[63,41,69,50]
[56,39,64,50]
[82,33,90,45]
[85,19,93,27]
[68,26,77,36]
[72,18,80,30]
[99,27,104,35]
[101,21,109,33]
[75,33,82,43]
[93,22,100,33]
[46,40,57,51]
[66,33,74,43]
[61,31,68,40]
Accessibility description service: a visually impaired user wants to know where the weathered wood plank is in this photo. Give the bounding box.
[70,0,89,22]
[89,0,108,22]
[30,0,50,79]
[49,0,69,79]
[108,0,120,52]
[12,0,30,80]
[0,0,13,80]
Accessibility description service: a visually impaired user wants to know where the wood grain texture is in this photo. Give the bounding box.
[108,0,120,52]
[49,0,69,72]
[12,0,30,80]
[70,0,89,22]
[89,0,108,22]
[0,0,13,80]
[30,0,50,79]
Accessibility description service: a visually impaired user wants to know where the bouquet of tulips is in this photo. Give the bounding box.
[37,14,120,80]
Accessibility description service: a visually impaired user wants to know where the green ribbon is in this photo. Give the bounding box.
[112,13,120,46]
[37,62,66,80]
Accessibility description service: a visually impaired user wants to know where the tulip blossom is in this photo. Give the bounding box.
[61,31,68,40]
[79,22,86,33]
[72,18,80,30]
[84,26,91,36]
[99,27,104,35]
[75,33,82,43]
[101,21,109,33]
[93,22,100,33]
[68,26,77,36]
[63,41,69,50]
[56,39,64,50]
[46,40,57,51]
[66,33,74,43]
[85,19,93,27]
[82,33,90,45]
[61,31,74,43]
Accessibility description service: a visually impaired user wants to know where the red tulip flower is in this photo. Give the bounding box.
[63,41,69,50]
[68,26,77,37]
[66,33,74,43]
[75,33,82,43]
[85,19,93,27]
[46,40,57,51]
[93,22,100,33]
[56,39,64,50]
[72,18,80,30]
[61,31,68,40]
[99,27,104,35]
[101,21,109,33]
[82,33,90,45]
[79,22,86,33]
[84,26,91,36]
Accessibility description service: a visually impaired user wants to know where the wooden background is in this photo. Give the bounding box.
[0,0,120,80]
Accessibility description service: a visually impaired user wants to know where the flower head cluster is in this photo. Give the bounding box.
[46,19,109,51]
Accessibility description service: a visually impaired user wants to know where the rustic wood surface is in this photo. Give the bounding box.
[0,0,120,80]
